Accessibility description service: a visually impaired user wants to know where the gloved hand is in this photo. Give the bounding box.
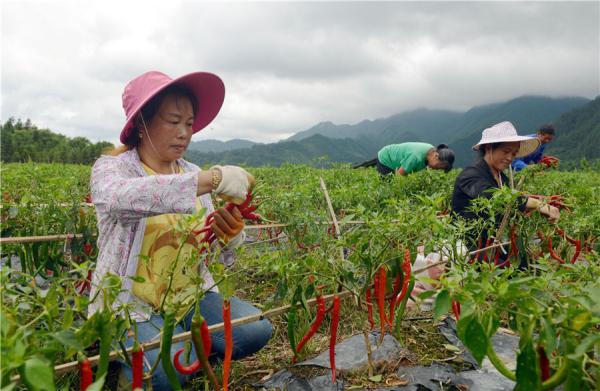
[211,206,246,247]
[211,165,255,205]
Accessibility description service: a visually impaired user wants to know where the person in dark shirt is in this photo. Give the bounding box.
[452,121,560,262]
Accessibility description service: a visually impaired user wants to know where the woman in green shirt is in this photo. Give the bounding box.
[376,142,455,176]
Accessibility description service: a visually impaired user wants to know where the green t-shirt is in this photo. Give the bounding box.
[377,142,434,174]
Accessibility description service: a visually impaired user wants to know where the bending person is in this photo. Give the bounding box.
[89,70,272,389]
[511,124,556,171]
[451,121,560,264]
[376,142,455,176]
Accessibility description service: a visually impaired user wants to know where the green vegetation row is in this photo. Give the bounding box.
[1,162,599,389]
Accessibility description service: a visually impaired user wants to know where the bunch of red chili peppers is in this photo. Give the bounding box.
[365,248,413,336]
[539,155,559,168]
[537,227,582,265]
[290,284,341,383]
[193,192,262,256]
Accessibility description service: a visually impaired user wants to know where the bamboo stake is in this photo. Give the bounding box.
[319,177,345,261]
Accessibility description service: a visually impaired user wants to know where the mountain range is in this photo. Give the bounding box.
[185,95,596,167]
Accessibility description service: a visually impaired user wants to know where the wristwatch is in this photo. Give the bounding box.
[211,167,222,191]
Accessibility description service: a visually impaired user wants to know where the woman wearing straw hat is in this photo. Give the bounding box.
[90,71,272,388]
[451,121,560,262]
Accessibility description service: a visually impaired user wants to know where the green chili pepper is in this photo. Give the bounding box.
[393,277,415,338]
[96,313,112,380]
[159,311,182,390]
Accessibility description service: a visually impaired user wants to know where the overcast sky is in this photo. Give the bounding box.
[2,1,599,145]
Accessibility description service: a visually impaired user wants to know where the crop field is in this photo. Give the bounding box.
[1,161,599,390]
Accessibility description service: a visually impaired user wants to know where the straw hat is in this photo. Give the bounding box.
[472,121,540,158]
[120,71,225,144]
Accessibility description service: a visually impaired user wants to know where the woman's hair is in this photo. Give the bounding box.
[477,142,503,159]
[537,124,555,135]
[108,84,198,156]
[435,144,455,172]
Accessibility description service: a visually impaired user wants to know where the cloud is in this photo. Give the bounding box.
[2,1,598,144]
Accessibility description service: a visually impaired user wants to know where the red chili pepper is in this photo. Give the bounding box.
[555,228,582,264]
[510,228,518,260]
[293,294,326,362]
[548,236,566,264]
[222,300,233,391]
[79,357,93,391]
[389,249,411,327]
[83,242,93,256]
[377,266,387,334]
[131,343,144,389]
[173,347,201,375]
[393,249,412,308]
[190,316,220,390]
[482,239,491,263]
[200,319,212,357]
[329,295,340,383]
[494,247,504,266]
[365,287,375,330]
[452,300,461,321]
[537,345,550,381]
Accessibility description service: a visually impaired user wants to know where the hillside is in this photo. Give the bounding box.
[188,138,258,153]
[185,134,370,167]
[546,96,600,161]
[184,95,592,167]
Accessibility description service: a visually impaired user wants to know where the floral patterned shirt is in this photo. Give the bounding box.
[88,148,235,321]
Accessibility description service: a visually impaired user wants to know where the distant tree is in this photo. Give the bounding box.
[0,119,114,164]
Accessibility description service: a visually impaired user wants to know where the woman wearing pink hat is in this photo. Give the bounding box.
[89,71,272,388]
[451,121,560,265]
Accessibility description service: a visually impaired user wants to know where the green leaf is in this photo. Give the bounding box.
[368,374,382,382]
[514,340,540,391]
[19,357,56,391]
[572,334,600,357]
[128,275,146,283]
[462,318,489,365]
[433,289,451,320]
[52,330,84,352]
[417,290,437,300]
[540,318,556,354]
[85,374,106,391]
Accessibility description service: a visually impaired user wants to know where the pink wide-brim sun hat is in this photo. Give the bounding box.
[472,121,540,158]
[120,71,225,144]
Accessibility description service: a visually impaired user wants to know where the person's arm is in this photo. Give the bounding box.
[91,156,198,224]
[525,197,560,223]
[511,159,527,172]
[395,167,408,176]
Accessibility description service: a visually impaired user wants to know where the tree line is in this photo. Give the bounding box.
[0,118,114,165]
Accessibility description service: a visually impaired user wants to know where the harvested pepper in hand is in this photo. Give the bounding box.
[222,300,233,391]
[78,356,93,391]
[131,343,144,390]
[329,295,340,383]
[293,294,326,362]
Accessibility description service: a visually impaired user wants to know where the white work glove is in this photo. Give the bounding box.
[211,165,255,205]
